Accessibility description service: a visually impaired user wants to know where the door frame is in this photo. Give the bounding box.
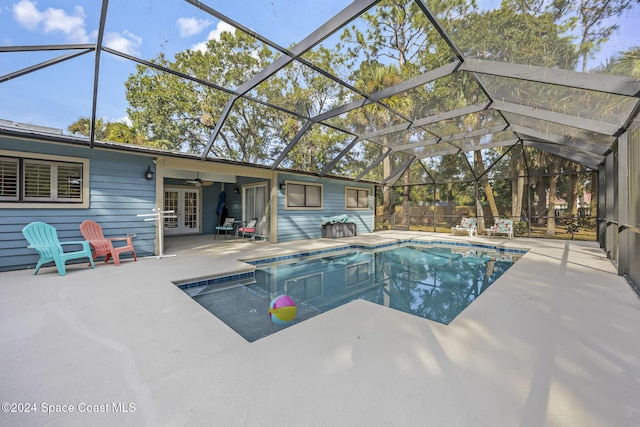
[242,181,269,237]
[164,185,202,235]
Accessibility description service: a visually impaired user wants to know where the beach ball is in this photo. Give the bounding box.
[269,295,297,325]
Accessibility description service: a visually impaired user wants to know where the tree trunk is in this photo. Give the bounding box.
[446,180,453,225]
[569,173,579,216]
[590,171,597,217]
[547,165,559,236]
[510,148,526,223]
[512,174,524,221]
[475,181,485,232]
[476,200,485,232]
[403,170,410,227]
[474,150,499,221]
[483,178,499,221]
[537,177,548,225]
[383,156,391,227]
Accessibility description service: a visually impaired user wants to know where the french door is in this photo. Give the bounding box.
[164,187,200,235]
[242,184,267,237]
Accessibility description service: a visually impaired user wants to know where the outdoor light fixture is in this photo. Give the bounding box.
[234,186,240,194]
[279,182,286,190]
[144,165,154,181]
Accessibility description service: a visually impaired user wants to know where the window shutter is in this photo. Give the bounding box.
[24,162,52,199]
[57,164,82,200]
[0,158,18,200]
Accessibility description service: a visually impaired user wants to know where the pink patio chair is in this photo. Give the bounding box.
[238,218,258,240]
[80,220,137,266]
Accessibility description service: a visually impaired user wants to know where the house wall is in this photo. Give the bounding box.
[163,179,224,233]
[0,136,156,272]
[276,173,374,242]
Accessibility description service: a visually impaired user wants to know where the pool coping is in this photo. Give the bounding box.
[176,238,528,290]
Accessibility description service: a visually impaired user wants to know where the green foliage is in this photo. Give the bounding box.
[513,221,528,237]
[453,7,578,67]
[93,0,615,209]
[598,46,640,78]
[565,215,581,239]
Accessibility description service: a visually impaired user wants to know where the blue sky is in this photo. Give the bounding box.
[0,0,638,133]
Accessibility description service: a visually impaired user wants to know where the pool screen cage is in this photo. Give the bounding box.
[0,0,639,288]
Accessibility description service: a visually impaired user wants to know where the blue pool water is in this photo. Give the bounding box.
[181,243,523,342]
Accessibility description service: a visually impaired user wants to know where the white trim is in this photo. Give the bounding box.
[284,180,323,210]
[344,186,370,210]
[241,181,269,237]
[0,149,89,209]
[163,186,202,235]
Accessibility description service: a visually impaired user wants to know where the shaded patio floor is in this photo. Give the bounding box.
[1,231,639,426]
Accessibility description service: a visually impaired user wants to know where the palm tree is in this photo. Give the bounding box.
[350,63,414,226]
[606,46,640,77]
[69,117,170,149]
[104,122,137,144]
[68,117,107,139]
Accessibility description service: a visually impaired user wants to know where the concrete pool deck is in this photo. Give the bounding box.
[1,231,639,426]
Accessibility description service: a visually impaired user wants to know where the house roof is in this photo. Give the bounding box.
[1,0,639,186]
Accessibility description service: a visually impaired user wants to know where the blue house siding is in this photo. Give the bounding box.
[202,183,222,233]
[0,137,156,272]
[277,173,374,243]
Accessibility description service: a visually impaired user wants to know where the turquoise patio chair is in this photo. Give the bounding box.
[214,217,235,240]
[22,222,95,276]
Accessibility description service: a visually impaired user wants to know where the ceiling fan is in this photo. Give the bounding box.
[185,172,213,186]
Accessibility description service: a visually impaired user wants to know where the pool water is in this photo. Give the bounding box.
[184,244,522,342]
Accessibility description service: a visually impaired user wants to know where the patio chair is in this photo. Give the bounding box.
[214,217,235,240]
[486,218,513,239]
[238,218,258,240]
[80,220,137,266]
[22,221,95,276]
[451,217,477,237]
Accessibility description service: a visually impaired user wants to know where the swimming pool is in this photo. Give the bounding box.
[180,242,524,342]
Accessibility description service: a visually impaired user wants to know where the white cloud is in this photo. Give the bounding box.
[177,16,211,38]
[112,116,132,127]
[12,0,89,43]
[104,30,142,56]
[191,21,235,52]
[12,0,41,30]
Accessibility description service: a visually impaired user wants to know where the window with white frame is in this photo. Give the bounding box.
[286,181,322,209]
[0,155,85,203]
[345,187,369,209]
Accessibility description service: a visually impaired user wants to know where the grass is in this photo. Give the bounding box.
[375,222,597,241]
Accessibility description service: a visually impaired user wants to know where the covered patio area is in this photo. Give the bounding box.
[1,232,638,426]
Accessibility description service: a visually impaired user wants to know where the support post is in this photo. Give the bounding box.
[137,208,177,259]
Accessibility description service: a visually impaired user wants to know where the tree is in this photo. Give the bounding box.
[574,0,638,72]
[68,117,107,140]
[339,0,460,226]
[125,30,284,161]
[347,62,414,225]
[68,117,171,149]
[453,6,578,230]
[502,0,639,72]
[454,6,577,68]
[600,46,640,77]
